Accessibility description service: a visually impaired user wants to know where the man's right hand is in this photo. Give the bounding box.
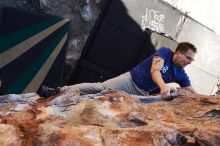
[160,85,178,100]
[160,85,171,99]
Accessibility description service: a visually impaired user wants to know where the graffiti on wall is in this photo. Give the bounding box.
[141,8,165,33]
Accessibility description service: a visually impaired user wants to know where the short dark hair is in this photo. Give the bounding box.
[175,42,197,53]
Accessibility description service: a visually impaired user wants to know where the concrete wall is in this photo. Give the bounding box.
[162,0,220,35]
[162,0,220,95]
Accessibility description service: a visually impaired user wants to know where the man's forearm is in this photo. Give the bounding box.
[151,70,166,89]
[150,56,171,98]
[150,56,166,89]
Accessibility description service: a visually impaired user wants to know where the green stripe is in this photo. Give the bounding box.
[6,26,68,94]
[0,17,62,54]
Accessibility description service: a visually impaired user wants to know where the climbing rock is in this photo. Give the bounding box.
[0,89,220,145]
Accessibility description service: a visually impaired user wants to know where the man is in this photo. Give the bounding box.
[62,42,197,100]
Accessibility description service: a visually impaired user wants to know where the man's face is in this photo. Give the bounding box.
[173,49,195,68]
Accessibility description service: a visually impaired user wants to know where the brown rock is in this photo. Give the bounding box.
[0,89,220,145]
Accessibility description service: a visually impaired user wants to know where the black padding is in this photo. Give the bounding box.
[85,22,144,74]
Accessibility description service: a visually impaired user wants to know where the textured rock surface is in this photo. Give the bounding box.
[0,88,220,146]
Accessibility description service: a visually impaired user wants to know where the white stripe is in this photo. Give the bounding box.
[23,33,68,93]
[0,19,69,68]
